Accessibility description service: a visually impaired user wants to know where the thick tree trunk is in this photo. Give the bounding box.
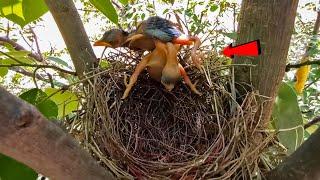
[266,9,320,180]
[0,86,115,180]
[267,127,320,180]
[233,0,299,125]
[44,0,97,76]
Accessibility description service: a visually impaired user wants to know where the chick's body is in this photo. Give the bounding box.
[146,46,167,81]
[94,16,202,99]
[160,43,181,90]
[145,42,181,92]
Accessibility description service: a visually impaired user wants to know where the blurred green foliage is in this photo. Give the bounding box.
[0,154,37,180]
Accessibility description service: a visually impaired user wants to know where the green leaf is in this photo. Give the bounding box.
[222,32,237,40]
[210,4,218,12]
[0,48,31,77]
[1,58,34,65]
[19,88,58,119]
[0,67,8,77]
[272,82,304,155]
[0,0,48,27]
[99,60,110,69]
[4,50,30,57]
[12,73,23,84]
[141,13,145,20]
[1,58,18,66]
[48,57,72,69]
[163,9,169,14]
[0,153,37,180]
[2,42,18,51]
[306,124,319,135]
[0,59,9,77]
[89,0,118,24]
[118,0,128,5]
[161,0,174,4]
[0,50,35,64]
[45,88,79,118]
[37,99,59,119]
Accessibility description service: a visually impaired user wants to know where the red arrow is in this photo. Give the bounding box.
[222,40,261,58]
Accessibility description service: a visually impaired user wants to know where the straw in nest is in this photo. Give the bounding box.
[70,48,277,179]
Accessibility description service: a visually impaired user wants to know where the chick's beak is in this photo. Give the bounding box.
[93,40,112,47]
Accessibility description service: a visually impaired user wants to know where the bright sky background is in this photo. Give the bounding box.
[20,0,319,60]
[0,0,317,61]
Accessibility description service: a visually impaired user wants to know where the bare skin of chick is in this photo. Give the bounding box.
[122,41,201,99]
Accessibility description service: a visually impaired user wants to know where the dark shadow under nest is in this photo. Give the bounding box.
[73,49,277,179]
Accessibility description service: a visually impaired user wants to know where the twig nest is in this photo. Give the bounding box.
[77,50,273,179]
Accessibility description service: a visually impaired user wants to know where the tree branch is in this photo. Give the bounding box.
[0,51,77,76]
[29,27,44,61]
[0,86,115,180]
[267,127,320,180]
[111,0,121,9]
[233,0,299,125]
[44,0,97,76]
[0,36,43,62]
[10,66,46,81]
[304,116,320,129]
[0,64,76,76]
[286,60,320,72]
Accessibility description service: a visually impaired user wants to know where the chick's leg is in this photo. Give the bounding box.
[189,36,203,72]
[122,53,152,99]
[173,35,203,72]
[179,64,201,95]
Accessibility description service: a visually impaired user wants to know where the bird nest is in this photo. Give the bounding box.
[71,48,276,179]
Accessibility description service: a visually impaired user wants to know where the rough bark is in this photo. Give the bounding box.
[44,0,97,76]
[0,86,115,180]
[233,0,299,125]
[266,128,320,180]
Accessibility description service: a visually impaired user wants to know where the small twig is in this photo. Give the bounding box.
[183,0,191,35]
[33,67,40,88]
[199,24,219,44]
[233,3,236,33]
[29,27,44,61]
[304,116,320,129]
[111,0,121,9]
[99,47,107,66]
[285,60,320,72]
[6,21,10,38]
[173,12,183,31]
[0,51,77,75]
[305,76,320,89]
[38,86,66,105]
[213,63,256,71]
[0,63,76,76]
[19,30,33,50]
[10,67,44,80]
[0,36,43,62]
[77,8,98,13]
[47,73,55,88]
